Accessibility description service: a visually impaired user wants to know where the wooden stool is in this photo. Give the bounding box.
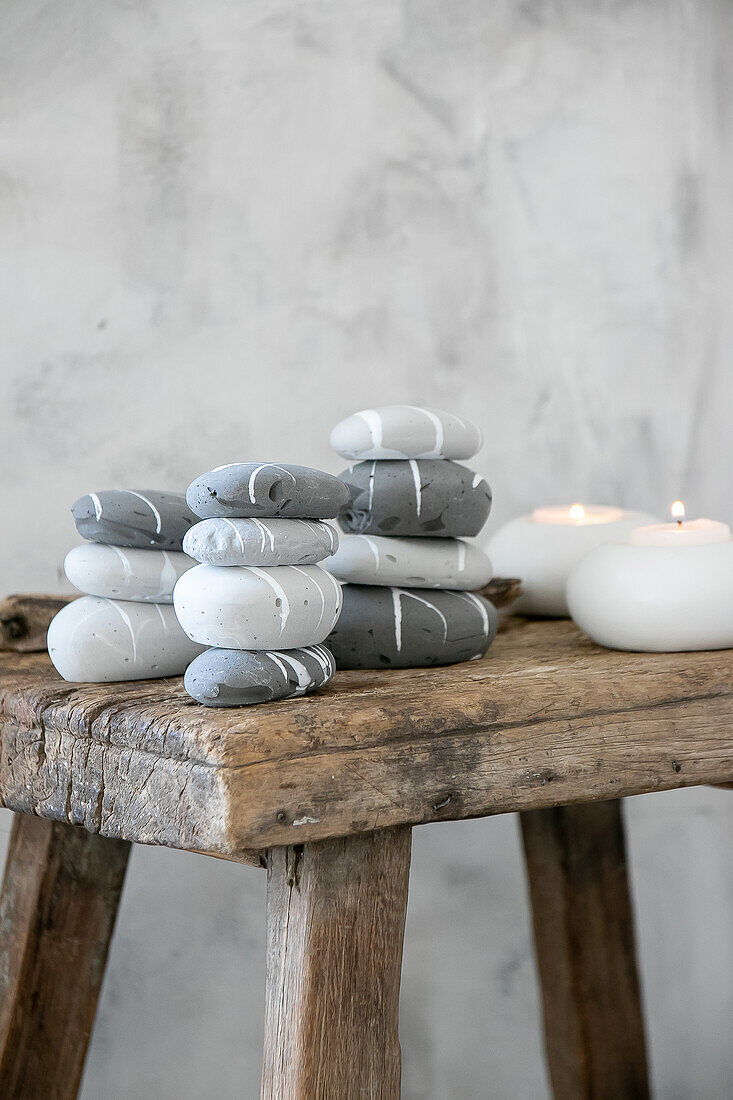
[1,607,732,1098]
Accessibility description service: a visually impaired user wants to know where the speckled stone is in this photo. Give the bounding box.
[337,460,492,538]
[47,597,205,682]
[173,563,343,649]
[183,644,335,707]
[72,490,197,551]
[186,463,350,520]
[330,406,482,460]
[182,518,338,567]
[325,535,492,590]
[64,544,194,603]
[327,584,497,669]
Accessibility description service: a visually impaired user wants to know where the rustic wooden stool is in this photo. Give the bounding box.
[1,601,731,1099]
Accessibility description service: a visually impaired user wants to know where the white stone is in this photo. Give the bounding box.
[182,518,338,567]
[324,535,492,589]
[47,597,206,682]
[64,544,194,603]
[173,564,343,649]
[330,406,483,460]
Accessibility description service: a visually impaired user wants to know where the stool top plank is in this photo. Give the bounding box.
[1,618,732,858]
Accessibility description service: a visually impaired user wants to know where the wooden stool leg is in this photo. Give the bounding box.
[520,799,649,1100]
[0,813,130,1099]
[262,826,412,1100]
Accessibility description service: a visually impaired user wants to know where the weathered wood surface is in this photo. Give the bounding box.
[262,827,411,1099]
[0,813,130,1099]
[521,800,650,1099]
[0,594,76,652]
[1,618,733,854]
[479,575,522,608]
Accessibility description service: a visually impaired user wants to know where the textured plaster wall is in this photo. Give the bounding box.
[2,0,733,1095]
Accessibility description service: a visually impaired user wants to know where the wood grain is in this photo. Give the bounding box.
[262,827,411,1099]
[0,813,130,1099]
[0,594,76,652]
[521,800,649,1099]
[1,618,733,852]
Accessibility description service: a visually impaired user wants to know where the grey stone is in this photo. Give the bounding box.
[186,463,350,520]
[330,405,483,460]
[325,534,492,589]
[337,460,492,538]
[72,490,197,551]
[184,644,335,707]
[182,517,338,566]
[327,584,498,669]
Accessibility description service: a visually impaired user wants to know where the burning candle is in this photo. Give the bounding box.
[567,501,733,651]
[629,501,730,546]
[487,504,657,617]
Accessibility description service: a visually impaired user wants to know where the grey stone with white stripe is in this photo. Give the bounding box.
[182,517,338,567]
[72,489,197,551]
[186,463,350,520]
[337,460,492,538]
[330,405,483,460]
[183,644,336,707]
[327,584,497,669]
[325,535,492,589]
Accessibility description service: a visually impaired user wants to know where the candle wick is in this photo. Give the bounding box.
[676,519,683,527]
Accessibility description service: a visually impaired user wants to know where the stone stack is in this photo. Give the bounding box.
[325,406,498,669]
[173,463,347,706]
[48,490,204,682]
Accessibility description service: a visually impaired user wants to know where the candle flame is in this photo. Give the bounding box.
[671,500,686,521]
[568,504,585,521]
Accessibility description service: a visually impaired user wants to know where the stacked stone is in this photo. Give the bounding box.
[48,490,204,682]
[173,463,348,707]
[325,406,498,669]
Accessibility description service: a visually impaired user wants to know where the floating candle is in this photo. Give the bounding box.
[487,504,657,617]
[629,501,730,546]
[531,504,625,526]
[567,501,733,652]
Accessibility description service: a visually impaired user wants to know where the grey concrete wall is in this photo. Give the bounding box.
[2,0,733,1094]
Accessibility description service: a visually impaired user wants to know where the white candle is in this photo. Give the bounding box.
[532,504,625,526]
[630,501,731,546]
[487,504,658,617]
[567,501,733,652]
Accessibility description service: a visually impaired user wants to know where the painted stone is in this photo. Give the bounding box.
[186,463,350,520]
[184,644,335,707]
[338,460,492,538]
[64,544,194,603]
[47,597,205,683]
[72,490,197,551]
[173,564,342,650]
[330,406,482,461]
[327,585,497,669]
[182,517,338,567]
[325,535,492,590]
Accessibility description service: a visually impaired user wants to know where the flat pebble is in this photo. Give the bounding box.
[186,463,349,520]
[182,517,338,567]
[72,490,197,550]
[331,406,482,460]
[325,535,492,589]
[173,564,343,649]
[47,597,205,682]
[64,544,194,603]
[327,585,497,669]
[184,644,335,707]
[338,460,491,538]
